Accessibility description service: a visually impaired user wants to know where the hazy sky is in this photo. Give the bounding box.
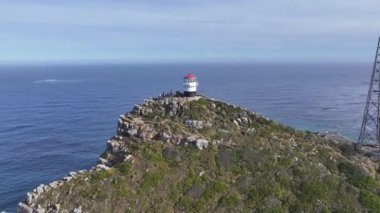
[0,0,379,63]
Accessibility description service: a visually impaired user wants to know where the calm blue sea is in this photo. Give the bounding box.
[0,63,371,211]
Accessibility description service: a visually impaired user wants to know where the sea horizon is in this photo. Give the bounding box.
[0,60,373,67]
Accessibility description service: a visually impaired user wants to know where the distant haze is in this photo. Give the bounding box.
[0,0,379,64]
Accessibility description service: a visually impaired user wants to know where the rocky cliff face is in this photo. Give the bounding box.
[18,95,380,212]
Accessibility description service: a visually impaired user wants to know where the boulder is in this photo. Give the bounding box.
[138,131,148,140]
[184,119,204,129]
[96,164,110,170]
[186,136,197,143]
[195,139,209,150]
[72,206,82,213]
[49,181,59,188]
[240,117,249,125]
[211,140,221,145]
[63,176,72,181]
[36,205,46,213]
[36,185,44,195]
[18,202,33,213]
[43,185,50,192]
[107,140,129,155]
[26,192,33,205]
[127,129,138,137]
[246,128,255,133]
[236,118,242,125]
[319,131,352,144]
[98,158,108,165]
[125,155,133,161]
[159,132,171,142]
[47,203,60,212]
[170,134,183,144]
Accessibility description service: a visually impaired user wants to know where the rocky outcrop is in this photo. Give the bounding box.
[17,169,91,213]
[18,93,380,212]
[184,119,212,129]
[18,95,213,212]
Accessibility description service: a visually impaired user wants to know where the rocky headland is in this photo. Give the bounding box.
[18,94,380,212]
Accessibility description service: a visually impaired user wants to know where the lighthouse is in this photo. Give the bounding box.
[183,73,198,97]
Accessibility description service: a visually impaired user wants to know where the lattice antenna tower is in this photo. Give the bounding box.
[358,37,380,148]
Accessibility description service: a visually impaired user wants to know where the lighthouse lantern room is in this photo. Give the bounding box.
[183,73,198,97]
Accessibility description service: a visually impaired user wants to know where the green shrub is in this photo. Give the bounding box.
[231,164,247,175]
[246,189,260,206]
[338,162,366,178]
[168,160,180,168]
[117,187,131,198]
[350,177,376,189]
[94,187,107,201]
[187,99,210,120]
[140,172,163,190]
[116,163,131,175]
[80,188,92,199]
[220,195,239,208]
[337,161,374,190]
[169,184,181,202]
[111,176,131,198]
[92,169,111,181]
[144,148,164,163]
[183,172,203,190]
[301,180,328,201]
[277,156,291,166]
[212,180,229,193]
[203,180,229,201]
[359,190,380,209]
[176,196,192,210]
[317,149,337,171]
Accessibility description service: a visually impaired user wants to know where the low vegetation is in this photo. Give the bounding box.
[30,97,380,212]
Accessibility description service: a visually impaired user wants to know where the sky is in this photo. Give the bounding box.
[0,0,380,64]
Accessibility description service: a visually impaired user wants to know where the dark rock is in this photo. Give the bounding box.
[162,147,180,161]
[186,184,206,198]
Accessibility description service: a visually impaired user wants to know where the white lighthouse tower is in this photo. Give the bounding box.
[183,73,198,97]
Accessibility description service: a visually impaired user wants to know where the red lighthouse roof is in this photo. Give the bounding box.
[184,73,196,79]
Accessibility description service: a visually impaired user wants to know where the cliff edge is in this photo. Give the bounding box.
[18,94,380,212]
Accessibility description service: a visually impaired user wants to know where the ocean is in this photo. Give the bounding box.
[0,63,371,211]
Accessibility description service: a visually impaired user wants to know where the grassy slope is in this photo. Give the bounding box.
[33,98,380,212]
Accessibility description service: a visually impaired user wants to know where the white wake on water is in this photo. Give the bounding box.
[33,79,84,83]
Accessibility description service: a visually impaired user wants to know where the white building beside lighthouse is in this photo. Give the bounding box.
[183,73,198,97]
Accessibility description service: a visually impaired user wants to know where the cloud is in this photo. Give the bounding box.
[0,0,379,63]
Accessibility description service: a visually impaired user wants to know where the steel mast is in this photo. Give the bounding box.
[358,37,380,149]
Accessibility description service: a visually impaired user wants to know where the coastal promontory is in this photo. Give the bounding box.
[18,94,380,212]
